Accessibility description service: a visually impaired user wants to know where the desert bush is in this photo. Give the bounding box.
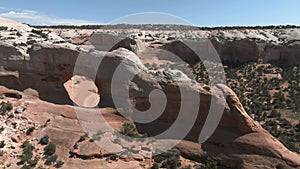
[269,110,281,118]
[295,121,300,132]
[16,32,22,36]
[108,154,118,161]
[0,141,5,148]
[73,143,78,149]
[44,154,57,166]
[264,120,278,127]
[27,156,39,167]
[0,150,5,156]
[122,122,145,138]
[153,152,181,169]
[54,160,64,168]
[39,135,49,145]
[181,165,192,169]
[0,101,13,115]
[31,29,48,39]
[278,119,292,129]
[151,163,159,169]
[44,142,56,156]
[20,141,35,164]
[204,157,218,169]
[280,139,297,152]
[20,165,31,169]
[78,133,88,142]
[0,26,8,30]
[26,127,35,135]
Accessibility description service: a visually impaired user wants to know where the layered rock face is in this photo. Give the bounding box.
[50,25,300,65]
[2,44,300,168]
[0,19,300,168]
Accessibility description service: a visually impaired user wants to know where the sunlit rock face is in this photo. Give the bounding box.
[0,18,299,169]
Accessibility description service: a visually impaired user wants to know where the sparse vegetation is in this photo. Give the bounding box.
[54,160,64,168]
[153,151,181,169]
[203,157,219,169]
[16,31,22,36]
[121,122,146,138]
[193,62,300,153]
[0,26,8,31]
[39,135,49,145]
[0,141,5,148]
[19,141,35,165]
[31,29,48,39]
[78,133,88,142]
[107,153,118,161]
[0,101,13,115]
[26,127,35,135]
[0,150,5,156]
[44,154,57,166]
[27,156,39,167]
[73,143,78,149]
[44,142,56,156]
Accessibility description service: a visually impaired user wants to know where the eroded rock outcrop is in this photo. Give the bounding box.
[0,19,299,169]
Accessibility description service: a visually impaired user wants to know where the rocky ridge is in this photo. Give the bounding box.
[0,18,299,169]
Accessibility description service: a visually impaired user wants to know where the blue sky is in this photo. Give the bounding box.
[0,0,299,26]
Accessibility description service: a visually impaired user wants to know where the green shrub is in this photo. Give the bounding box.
[26,127,35,135]
[27,156,39,167]
[151,163,159,169]
[108,154,118,161]
[44,154,57,166]
[0,150,5,156]
[204,157,218,169]
[122,122,145,138]
[20,141,35,164]
[39,135,49,145]
[0,141,5,148]
[280,139,297,152]
[20,165,31,169]
[31,29,47,38]
[54,160,64,168]
[181,165,192,169]
[73,143,78,149]
[295,122,300,132]
[278,119,292,129]
[16,32,22,36]
[153,152,181,169]
[0,101,13,115]
[78,133,88,142]
[0,26,8,31]
[269,110,281,118]
[44,142,56,156]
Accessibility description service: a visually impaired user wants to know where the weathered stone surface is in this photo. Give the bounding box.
[0,18,299,169]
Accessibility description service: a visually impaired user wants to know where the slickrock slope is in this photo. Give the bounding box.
[0,18,299,168]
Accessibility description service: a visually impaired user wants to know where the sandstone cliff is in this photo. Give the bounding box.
[0,18,299,169]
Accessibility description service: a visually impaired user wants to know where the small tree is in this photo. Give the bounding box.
[26,127,35,135]
[39,135,49,145]
[205,157,218,169]
[19,141,35,164]
[44,154,57,166]
[44,142,56,156]
[0,101,13,115]
[0,141,5,148]
[54,160,64,168]
[78,133,88,142]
